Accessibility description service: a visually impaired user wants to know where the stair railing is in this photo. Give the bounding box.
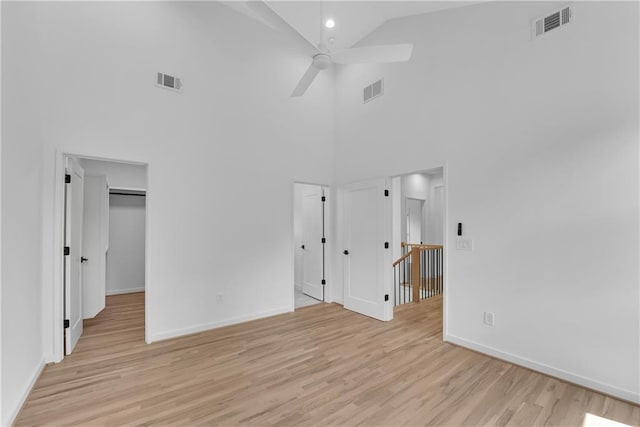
[393,243,443,307]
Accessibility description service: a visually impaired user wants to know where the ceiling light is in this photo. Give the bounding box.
[324,18,335,29]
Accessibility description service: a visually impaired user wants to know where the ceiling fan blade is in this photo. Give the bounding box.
[291,63,321,97]
[244,1,320,57]
[331,44,414,65]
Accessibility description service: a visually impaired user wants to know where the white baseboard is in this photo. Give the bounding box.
[4,359,46,426]
[106,287,144,296]
[444,334,640,404]
[149,306,293,343]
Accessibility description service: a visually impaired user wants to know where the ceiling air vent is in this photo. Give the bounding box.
[533,5,572,39]
[156,72,182,93]
[363,79,384,103]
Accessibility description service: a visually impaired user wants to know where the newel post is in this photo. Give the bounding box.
[411,247,420,303]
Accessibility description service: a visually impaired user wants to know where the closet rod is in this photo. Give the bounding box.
[109,192,146,197]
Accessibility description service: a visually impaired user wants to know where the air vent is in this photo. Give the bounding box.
[533,5,572,38]
[156,72,182,93]
[363,79,384,103]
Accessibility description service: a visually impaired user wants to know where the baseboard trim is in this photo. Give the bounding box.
[106,287,145,296]
[444,334,640,405]
[4,359,46,426]
[149,306,293,343]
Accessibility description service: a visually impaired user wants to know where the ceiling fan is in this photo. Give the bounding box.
[237,1,414,97]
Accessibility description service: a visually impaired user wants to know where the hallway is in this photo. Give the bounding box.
[16,295,639,425]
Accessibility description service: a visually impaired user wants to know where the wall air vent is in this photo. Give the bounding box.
[156,72,182,93]
[363,79,384,103]
[533,5,572,39]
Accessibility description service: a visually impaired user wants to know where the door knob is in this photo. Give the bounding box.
[343,250,349,255]
[301,245,305,250]
[81,257,88,263]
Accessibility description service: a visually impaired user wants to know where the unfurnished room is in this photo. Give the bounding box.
[1,1,639,426]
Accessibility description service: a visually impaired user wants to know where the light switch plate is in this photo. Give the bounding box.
[456,237,473,251]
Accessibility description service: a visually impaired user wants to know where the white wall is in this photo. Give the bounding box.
[403,173,429,200]
[334,1,639,402]
[2,1,333,422]
[107,194,146,295]
[80,159,147,190]
[1,3,46,424]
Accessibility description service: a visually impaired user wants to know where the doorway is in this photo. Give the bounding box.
[406,198,424,244]
[62,155,147,356]
[293,182,327,309]
[390,168,445,309]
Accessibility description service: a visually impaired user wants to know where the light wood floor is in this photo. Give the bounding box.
[16,292,639,426]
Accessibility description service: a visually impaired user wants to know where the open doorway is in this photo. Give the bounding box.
[63,155,147,356]
[390,168,445,308]
[293,182,327,309]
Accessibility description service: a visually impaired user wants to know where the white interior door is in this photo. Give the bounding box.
[342,179,392,321]
[64,157,85,354]
[301,186,323,301]
[82,175,108,319]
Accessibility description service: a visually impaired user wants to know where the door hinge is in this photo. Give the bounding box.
[321,279,326,285]
[384,242,389,249]
[384,189,389,197]
[384,294,389,301]
[65,174,71,184]
[321,237,326,244]
[321,196,326,202]
[64,319,70,328]
[64,246,70,256]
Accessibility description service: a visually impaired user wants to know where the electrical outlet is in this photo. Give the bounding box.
[456,237,473,251]
[483,312,495,326]
[216,294,223,304]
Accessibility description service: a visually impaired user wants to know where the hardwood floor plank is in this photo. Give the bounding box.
[15,293,639,426]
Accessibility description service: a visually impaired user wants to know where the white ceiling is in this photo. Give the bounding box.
[263,1,480,51]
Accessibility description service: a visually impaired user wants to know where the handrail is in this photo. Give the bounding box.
[392,252,411,267]
[401,242,443,250]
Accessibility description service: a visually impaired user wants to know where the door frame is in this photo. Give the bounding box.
[291,181,332,309]
[50,151,150,362]
[390,165,449,336]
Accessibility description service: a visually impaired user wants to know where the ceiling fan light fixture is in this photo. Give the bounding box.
[324,18,335,29]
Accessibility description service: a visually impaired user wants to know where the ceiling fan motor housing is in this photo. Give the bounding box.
[312,53,331,70]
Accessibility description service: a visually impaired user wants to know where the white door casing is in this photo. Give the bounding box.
[301,185,324,301]
[432,186,444,245]
[342,178,392,321]
[64,157,85,354]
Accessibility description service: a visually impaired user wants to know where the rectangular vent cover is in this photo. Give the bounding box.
[363,79,384,103]
[533,5,572,38]
[156,72,182,92]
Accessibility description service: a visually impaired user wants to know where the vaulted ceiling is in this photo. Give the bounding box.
[225,1,480,50]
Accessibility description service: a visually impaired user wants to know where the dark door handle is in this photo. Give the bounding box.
[81,257,89,263]
[343,250,349,255]
[301,245,305,250]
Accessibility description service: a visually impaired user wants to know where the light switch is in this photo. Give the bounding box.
[456,237,473,251]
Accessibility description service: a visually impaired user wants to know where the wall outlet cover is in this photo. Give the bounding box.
[484,312,495,326]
